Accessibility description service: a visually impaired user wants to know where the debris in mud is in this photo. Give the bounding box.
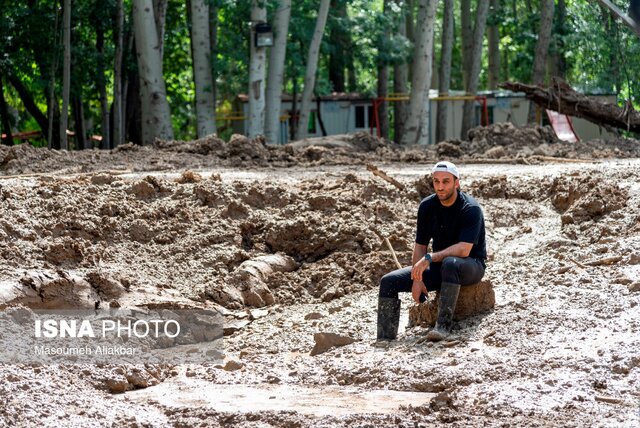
[310,332,357,356]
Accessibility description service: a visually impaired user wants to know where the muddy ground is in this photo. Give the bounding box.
[0,126,639,427]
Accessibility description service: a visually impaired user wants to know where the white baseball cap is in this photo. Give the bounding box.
[432,161,459,179]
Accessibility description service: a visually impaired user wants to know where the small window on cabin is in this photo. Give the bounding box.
[308,111,317,134]
[355,105,365,128]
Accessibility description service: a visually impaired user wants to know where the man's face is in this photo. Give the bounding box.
[432,171,459,203]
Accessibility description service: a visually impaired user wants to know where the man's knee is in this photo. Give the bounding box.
[441,256,462,283]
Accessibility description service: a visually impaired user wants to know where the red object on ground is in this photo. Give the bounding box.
[546,110,579,143]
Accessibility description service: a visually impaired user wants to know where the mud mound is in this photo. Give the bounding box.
[549,174,628,224]
[463,122,560,158]
[154,134,226,155]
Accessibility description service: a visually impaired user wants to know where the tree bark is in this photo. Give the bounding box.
[209,2,218,133]
[393,0,409,144]
[527,0,555,123]
[113,0,125,148]
[247,1,267,138]
[96,25,110,149]
[460,0,490,140]
[133,0,174,144]
[72,95,87,150]
[0,77,14,146]
[501,79,640,133]
[190,0,217,138]
[487,0,500,89]
[265,0,291,145]
[436,0,454,143]
[60,0,71,150]
[550,0,567,80]
[328,0,348,92]
[460,0,473,90]
[296,0,331,141]
[400,0,438,146]
[153,0,168,58]
[6,73,49,139]
[377,0,391,140]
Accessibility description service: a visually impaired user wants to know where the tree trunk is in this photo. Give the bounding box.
[436,0,454,143]
[60,0,71,150]
[290,77,298,141]
[527,0,555,123]
[328,0,347,92]
[393,0,409,144]
[377,0,391,140]
[133,0,174,144]
[265,0,292,145]
[487,0,500,89]
[247,1,267,138]
[209,2,218,132]
[460,0,473,90]
[113,0,125,148]
[153,0,168,59]
[6,73,49,139]
[72,95,87,150]
[190,0,217,138]
[0,77,14,146]
[550,0,567,80]
[460,0,490,140]
[296,0,331,141]
[501,79,640,133]
[400,0,438,146]
[96,25,110,149]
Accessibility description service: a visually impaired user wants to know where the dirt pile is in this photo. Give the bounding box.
[436,122,640,159]
[2,127,639,177]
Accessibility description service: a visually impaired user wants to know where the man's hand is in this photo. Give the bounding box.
[411,257,430,281]
[411,280,428,303]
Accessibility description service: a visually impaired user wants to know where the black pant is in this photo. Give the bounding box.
[379,256,485,300]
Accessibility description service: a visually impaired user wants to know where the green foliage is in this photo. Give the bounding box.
[2,0,639,144]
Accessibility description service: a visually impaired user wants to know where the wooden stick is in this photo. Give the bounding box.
[384,237,403,270]
[366,164,405,191]
[586,256,623,267]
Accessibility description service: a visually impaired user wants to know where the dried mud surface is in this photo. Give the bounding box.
[1,131,640,427]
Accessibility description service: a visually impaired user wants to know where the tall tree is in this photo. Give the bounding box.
[550,0,567,80]
[190,0,217,138]
[436,0,454,143]
[487,0,501,89]
[0,77,13,146]
[247,0,267,138]
[460,0,490,139]
[460,0,473,90]
[400,0,438,146]
[377,0,391,139]
[264,0,291,145]
[94,4,110,149]
[328,0,348,92]
[527,0,555,123]
[133,0,174,144]
[296,0,331,141]
[113,0,125,148]
[393,0,409,144]
[60,0,71,150]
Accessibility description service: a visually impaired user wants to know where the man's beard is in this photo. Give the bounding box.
[437,188,455,201]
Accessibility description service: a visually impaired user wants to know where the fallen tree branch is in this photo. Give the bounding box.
[586,256,623,267]
[500,78,640,133]
[366,164,405,191]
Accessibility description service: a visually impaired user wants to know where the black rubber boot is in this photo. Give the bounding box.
[426,282,461,342]
[376,297,401,340]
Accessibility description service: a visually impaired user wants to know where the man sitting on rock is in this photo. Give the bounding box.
[377,161,487,342]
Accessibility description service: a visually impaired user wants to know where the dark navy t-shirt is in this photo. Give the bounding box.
[415,190,487,260]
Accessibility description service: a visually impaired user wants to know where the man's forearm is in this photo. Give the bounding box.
[430,242,473,262]
[412,244,427,266]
